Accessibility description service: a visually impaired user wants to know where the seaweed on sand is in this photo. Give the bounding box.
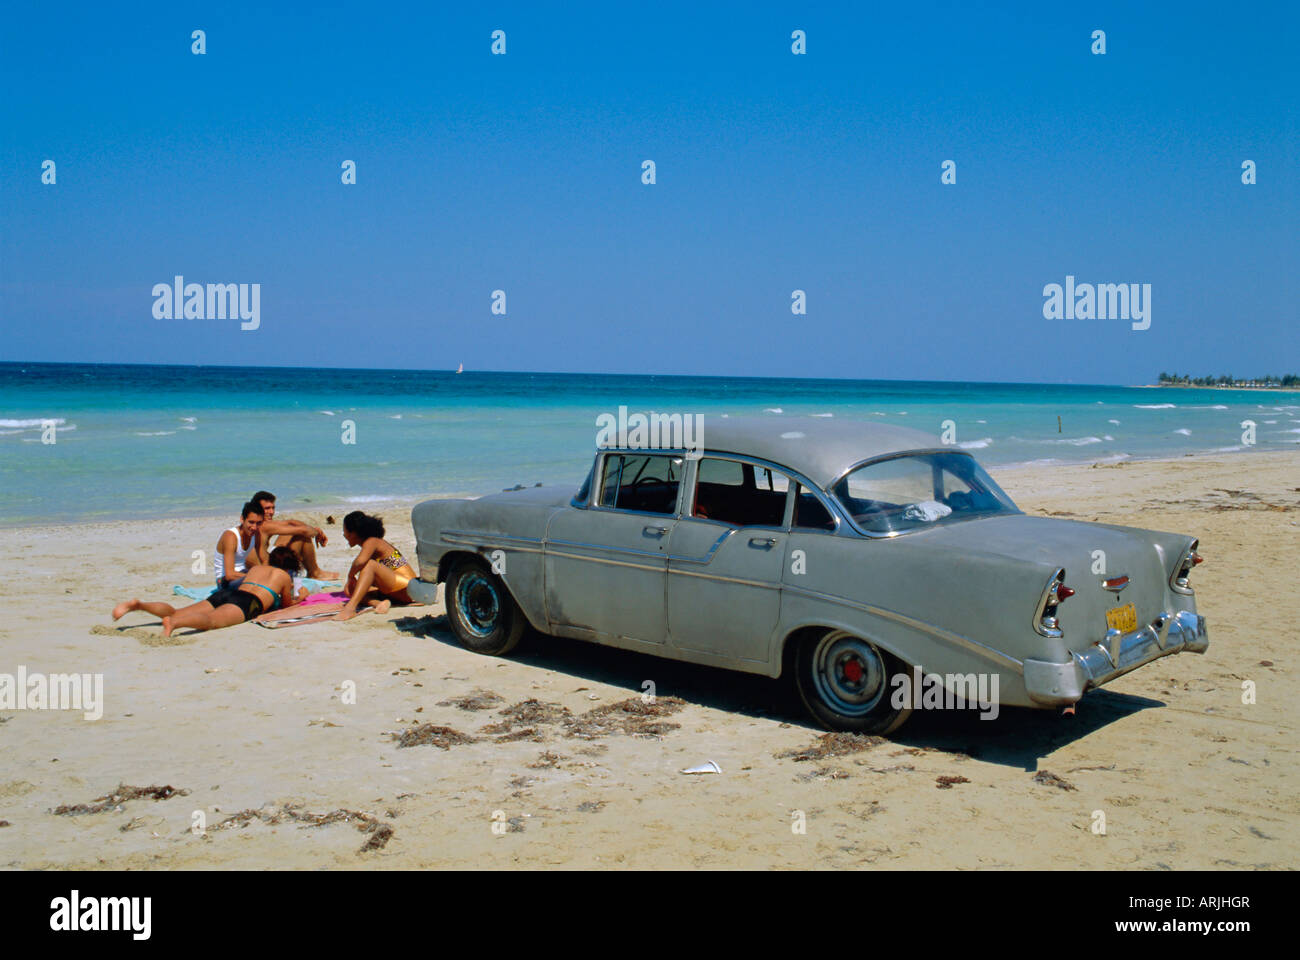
[438,688,505,711]
[210,804,394,853]
[391,724,478,749]
[52,784,190,816]
[562,696,686,739]
[776,733,884,763]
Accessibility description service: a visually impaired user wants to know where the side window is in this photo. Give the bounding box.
[693,458,791,527]
[794,484,836,531]
[598,454,682,515]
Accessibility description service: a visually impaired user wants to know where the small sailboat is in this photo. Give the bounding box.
[455,362,464,374]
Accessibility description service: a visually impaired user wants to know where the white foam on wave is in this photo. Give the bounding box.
[763,408,783,414]
[1135,403,1176,409]
[135,430,176,436]
[811,412,834,418]
[390,414,402,419]
[318,410,336,416]
[1046,436,1103,446]
[1108,419,1121,424]
[1264,420,1278,424]
[957,438,992,449]
[0,417,67,428]
[1103,435,1114,441]
[1173,428,1192,436]
[180,416,198,423]
[976,419,987,424]
[343,495,394,503]
[1213,445,1247,452]
[780,431,805,439]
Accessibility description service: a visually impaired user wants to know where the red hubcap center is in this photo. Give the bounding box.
[843,658,864,684]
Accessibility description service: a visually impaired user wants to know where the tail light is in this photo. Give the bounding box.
[1034,568,1072,638]
[1171,539,1202,595]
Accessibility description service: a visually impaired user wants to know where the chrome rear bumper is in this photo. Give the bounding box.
[1023,610,1209,706]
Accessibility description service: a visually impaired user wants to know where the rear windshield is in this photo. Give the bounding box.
[831,451,1019,535]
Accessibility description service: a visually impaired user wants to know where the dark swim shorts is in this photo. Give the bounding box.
[207,586,263,621]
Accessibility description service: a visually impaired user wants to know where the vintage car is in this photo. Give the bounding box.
[408,417,1209,732]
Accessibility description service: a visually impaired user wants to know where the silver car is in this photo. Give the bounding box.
[409,418,1209,733]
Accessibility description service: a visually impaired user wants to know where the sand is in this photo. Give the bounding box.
[1,451,1296,869]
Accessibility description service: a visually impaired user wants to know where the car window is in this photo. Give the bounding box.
[794,484,836,531]
[692,458,791,527]
[598,454,682,515]
[832,452,1018,534]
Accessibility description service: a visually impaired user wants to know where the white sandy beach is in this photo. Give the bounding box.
[1,451,1296,869]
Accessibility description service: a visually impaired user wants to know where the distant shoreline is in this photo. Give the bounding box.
[1152,383,1300,392]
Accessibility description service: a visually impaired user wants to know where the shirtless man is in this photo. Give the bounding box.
[214,501,265,588]
[249,490,340,580]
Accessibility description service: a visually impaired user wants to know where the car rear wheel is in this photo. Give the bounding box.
[794,629,913,734]
[445,557,526,656]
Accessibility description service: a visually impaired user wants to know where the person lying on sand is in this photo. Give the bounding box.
[114,547,306,638]
[335,511,418,621]
[214,500,265,588]
[250,490,340,580]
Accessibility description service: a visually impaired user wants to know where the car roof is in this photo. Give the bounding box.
[693,416,943,489]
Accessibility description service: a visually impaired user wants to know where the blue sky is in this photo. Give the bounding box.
[2,1,1296,383]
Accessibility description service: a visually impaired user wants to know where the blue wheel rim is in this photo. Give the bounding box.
[456,571,500,638]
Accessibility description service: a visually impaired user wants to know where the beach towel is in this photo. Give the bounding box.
[172,579,340,603]
[254,602,371,629]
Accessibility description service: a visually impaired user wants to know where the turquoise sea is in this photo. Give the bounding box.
[1,362,1296,526]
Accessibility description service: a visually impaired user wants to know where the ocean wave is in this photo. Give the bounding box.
[135,430,176,436]
[957,438,992,449]
[1108,419,1120,424]
[318,410,336,416]
[180,416,198,423]
[763,407,783,414]
[1135,404,1175,409]
[0,417,66,427]
[1173,428,1192,436]
[1264,420,1278,424]
[1046,436,1103,446]
[811,413,834,418]
[1103,435,1114,441]
[343,494,397,503]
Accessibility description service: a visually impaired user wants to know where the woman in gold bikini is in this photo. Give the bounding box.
[335,511,419,621]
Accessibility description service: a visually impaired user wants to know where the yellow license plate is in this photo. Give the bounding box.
[1106,603,1138,633]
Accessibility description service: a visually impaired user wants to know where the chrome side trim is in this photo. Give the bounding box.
[442,530,545,551]
[545,549,664,573]
[667,566,779,589]
[782,583,1024,674]
[665,526,740,564]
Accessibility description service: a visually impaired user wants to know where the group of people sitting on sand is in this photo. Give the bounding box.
[112,490,418,637]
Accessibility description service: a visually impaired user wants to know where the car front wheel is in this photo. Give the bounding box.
[445,557,526,656]
[794,629,913,734]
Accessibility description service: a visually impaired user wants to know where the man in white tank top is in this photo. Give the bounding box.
[213,501,265,587]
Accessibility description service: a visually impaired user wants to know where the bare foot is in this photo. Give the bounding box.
[162,616,174,638]
[334,608,359,622]
[372,599,391,615]
[311,569,342,580]
[112,599,140,621]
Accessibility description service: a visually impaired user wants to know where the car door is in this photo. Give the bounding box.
[543,451,683,645]
[667,457,791,664]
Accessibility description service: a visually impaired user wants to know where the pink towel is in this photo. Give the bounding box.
[300,590,350,606]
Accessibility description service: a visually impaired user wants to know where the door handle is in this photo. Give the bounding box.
[644,525,669,537]
[749,536,777,548]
